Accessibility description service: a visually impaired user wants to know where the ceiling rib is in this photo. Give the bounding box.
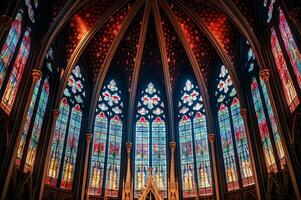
[159,0,214,133]
[152,0,176,141]
[87,0,146,132]
[126,0,151,141]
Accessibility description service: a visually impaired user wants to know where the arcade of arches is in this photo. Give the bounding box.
[0,0,301,200]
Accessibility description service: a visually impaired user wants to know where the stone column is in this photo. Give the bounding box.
[81,133,92,200]
[0,69,42,200]
[260,69,301,199]
[38,109,60,200]
[289,7,301,38]
[122,142,133,200]
[208,134,220,200]
[168,142,179,200]
[0,15,13,49]
[240,109,262,200]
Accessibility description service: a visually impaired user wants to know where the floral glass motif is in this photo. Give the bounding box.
[16,78,49,172]
[0,12,22,89]
[215,65,254,191]
[47,65,85,189]
[271,28,299,112]
[89,80,123,197]
[1,29,31,114]
[279,10,301,88]
[178,80,212,198]
[135,83,167,198]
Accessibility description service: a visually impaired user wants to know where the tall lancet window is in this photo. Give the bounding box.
[16,77,49,172]
[178,80,212,198]
[0,11,22,89]
[134,83,167,198]
[215,65,254,191]
[246,47,285,172]
[89,80,123,197]
[46,65,85,190]
[1,28,31,114]
[278,10,301,89]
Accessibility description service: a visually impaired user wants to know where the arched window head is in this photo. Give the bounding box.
[89,79,123,197]
[16,78,49,172]
[0,11,22,89]
[271,28,299,112]
[46,65,85,190]
[134,83,167,198]
[1,28,31,114]
[215,65,254,191]
[178,80,212,198]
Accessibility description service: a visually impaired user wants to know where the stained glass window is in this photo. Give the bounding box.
[215,65,254,191]
[246,45,286,170]
[25,0,38,23]
[1,29,31,114]
[251,79,277,172]
[178,80,212,198]
[279,10,301,88]
[46,65,85,189]
[134,83,167,198]
[16,79,41,167]
[0,11,22,89]
[24,79,49,172]
[89,80,123,197]
[271,28,299,112]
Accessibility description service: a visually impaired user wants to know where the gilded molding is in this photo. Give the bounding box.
[31,69,42,83]
[259,69,271,82]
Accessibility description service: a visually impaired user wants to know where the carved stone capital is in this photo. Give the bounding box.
[85,133,92,144]
[0,15,13,31]
[208,133,215,143]
[240,108,248,119]
[289,7,301,22]
[170,141,176,151]
[259,69,271,82]
[126,142,132,153]
[31,69,42,83]
[52,109,60,119]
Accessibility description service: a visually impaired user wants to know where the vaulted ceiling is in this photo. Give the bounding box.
[50,0,256,92]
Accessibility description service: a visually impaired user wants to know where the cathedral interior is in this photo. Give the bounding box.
[1,0,301,199]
